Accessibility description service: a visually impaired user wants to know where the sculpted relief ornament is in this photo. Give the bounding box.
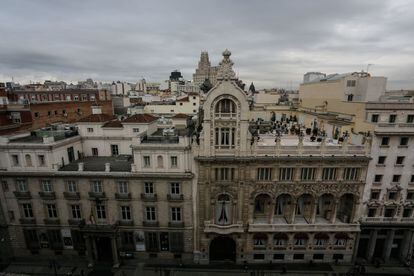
[217,49,236,80]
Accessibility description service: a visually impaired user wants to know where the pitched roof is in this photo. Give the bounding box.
[77,113,114,123]
[102,119,123,128]
[122,113,158,123]
[172,113,189,119]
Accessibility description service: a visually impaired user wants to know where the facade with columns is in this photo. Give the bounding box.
[192,50,371,264]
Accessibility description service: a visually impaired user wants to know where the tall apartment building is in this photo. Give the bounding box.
[356,102,414,263]
[0,111,194,267]
[193,51,218,87]
[192,50,371,264]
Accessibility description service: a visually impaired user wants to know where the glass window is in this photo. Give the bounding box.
[144,182,154,194]
[170,156,178,167]
[392,175,401,182]
[407,115,414,123]
[378,156,386,164]
[279,168,294,181]
[371,114,379,123]
[92,148,98,156]
[121,206,131,220]
[374,174,383,183]
[67,181,77,193]
[92,180,103,193]
[87,128,94,133]
[215,99,236,114]
[22,203,33,218]
[118,181,128,194]
[258,168,272,181]
[41,180,52,192]
[96,204,106,219]
[389,114,397,123]
[11,154,19,166]
[143,156,151,167]
[400,137,409,146]
[215,168,235,181]
[171,207,181,221]
[370,190,380,200]
[322,168,337,180]
[17,179,28,192]
[25,154,32,167]
[37,155,46,166]
[301,168,316,181]
[145,206,156,221]
[367,208,376,217]
[343,168,359,181]
[396,156,405,165]
[381,137,390,146]
[111,144,119,156]
[47,204,58,218]
[133,128,140,133]
[71,205,81,219]
[170,183,180,195]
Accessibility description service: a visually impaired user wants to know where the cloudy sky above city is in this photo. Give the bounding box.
[1,0,413,89]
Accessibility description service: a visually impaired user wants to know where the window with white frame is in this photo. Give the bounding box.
[87,128,94,133]
[118,181,128,194]
[170,183,180,195]
[171,207,182,222]
[215,168,235,181]
[143,156,151,167]
[145,206,156,221]
[144,182,154,194]
[301,168,316,181]
[67,180,77,193]
[214,128,236,148]
[170,156,178,167]
[322,168,337,180]
[92,180,103,193]
[258,168,272,181]
[121,206,131,220]
[71,205,81,219]
[343,168,359,181]
[41,180,52,192]
[133,128,140,133]
[279,168,294,181]
[22,203,33,218]
[92,148,98,156]
[111,144,119,156]
[17,179,28,192]
[96,204,106,219]
[37,155,46,166]
[47,204,58,218]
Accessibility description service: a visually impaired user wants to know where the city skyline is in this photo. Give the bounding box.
[1,0,414,89]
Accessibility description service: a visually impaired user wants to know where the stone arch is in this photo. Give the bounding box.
[275,193,294,221]
[253,193,272,222]
[316,193,335,222]
[296,193,314,223]
[337,193,355,223]
[209,236,236,262]
[214,98,237,114]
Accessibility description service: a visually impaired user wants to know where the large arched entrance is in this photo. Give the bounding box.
[209,236,236,262]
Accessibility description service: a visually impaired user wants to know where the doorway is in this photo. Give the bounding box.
[209,236,236,262]
[96,237,113,262]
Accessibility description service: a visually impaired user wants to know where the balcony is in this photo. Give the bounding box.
[118,220,134,226]
[44,218,60,225]
[39,191,56,200]
[248,222,359,233]
[143,221,159,227]
[63,192,81,200]
[19,218,36,225]
[115,193,132,201]
[88,192,106,200]
[204,221,244,234]
[68,219,82,226]
[169,221,185,228]
[141,193,157,202]
[14,191,31,199]
[167,194,184,202]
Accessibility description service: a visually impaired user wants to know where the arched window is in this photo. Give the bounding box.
[157,155,163,168]
[216,194,232,225]
[25,154,32,167]
[215,99,236,115]
[253,233,268,247]
[273,233,288,246]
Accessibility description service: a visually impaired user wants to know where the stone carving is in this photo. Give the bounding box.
[217,49,236,80]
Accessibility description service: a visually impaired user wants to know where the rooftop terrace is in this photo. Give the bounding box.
[59,155,133,172]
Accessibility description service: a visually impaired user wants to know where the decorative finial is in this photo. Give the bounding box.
[217,49,236,81]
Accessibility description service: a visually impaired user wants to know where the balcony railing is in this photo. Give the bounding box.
[168,221,185,228]
[14,191,31,199]
[68,219,82,226]
[118,220,134,226]
[19,218,36,225]
[141,193,157,202]
[63,192,81,200]
[143,221,159,227]
[39,191,56,200]
[44,218,60,225]
[167,194,184,202]
[88,192,106,200]
[115,193,132,200]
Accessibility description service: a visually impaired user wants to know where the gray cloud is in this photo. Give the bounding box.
[0,0,413,89]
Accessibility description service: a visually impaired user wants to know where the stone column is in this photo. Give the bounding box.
[350,199,359,223]
[367,229,378,261]
[383,229,395,261]
[290,202,297,224]
[331,199,338,224]
[269,201,275,224]
[311,202,317,224]
[400,230,414,262]
[111,236,120,268]
[85,236,94,267]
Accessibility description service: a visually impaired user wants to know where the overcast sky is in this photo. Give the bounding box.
[1,0,413,89]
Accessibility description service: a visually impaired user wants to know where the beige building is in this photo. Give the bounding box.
[192,50,371,264]
[0,116,194,267]
[193,51,218,87]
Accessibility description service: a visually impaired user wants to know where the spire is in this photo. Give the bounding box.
[217,49,236,81]
[249,82,256,94]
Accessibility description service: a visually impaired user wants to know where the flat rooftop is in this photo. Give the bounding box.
[8,129,79,143]
[59,155,133,172]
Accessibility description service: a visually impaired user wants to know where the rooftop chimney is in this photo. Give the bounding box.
[91,105,102,115]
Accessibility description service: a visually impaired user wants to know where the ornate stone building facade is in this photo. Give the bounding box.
[193,51,218,87]
[192,50,371,264]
